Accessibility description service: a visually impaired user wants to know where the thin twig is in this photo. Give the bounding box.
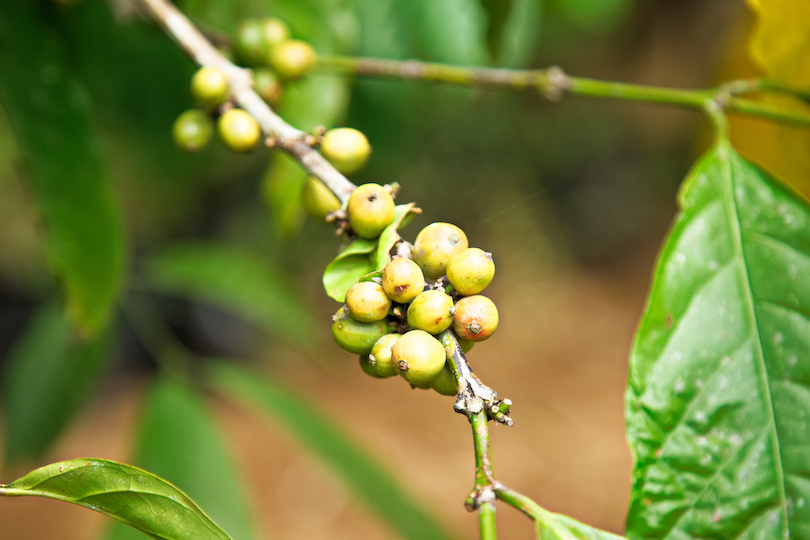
[133,0,357,206]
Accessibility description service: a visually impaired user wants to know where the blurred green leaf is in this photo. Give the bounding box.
[323,238,378,302]
[106,378,255,540]
[555,0,631,34]
[1,458,234,540]
[2,304,111,464]
[143,243,315,346]
[207,361,457,540]
[537,512,626,539]
[0,3,125,335]
[373,203,418,270]
[408,0,488,64]
[498,0,542,67]
[626,143,810,539]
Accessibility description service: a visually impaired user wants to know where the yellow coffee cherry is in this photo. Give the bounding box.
[270,39,317,80]
[446,248,495,296]
[370,333,401,378]
[382,258,425,304]
[392,330,446,386]
[172,109,213,153]
[301,176,340,221]
[452,295,499,342]
[406,290,454,334]
[346,281,392,323]
[190,66,229,108]
[217,109,261,153]
[347,183,395,239]
[321,128,372,175]
[413,223,469,279]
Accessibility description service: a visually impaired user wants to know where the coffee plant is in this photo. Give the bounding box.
[1,0,810,539]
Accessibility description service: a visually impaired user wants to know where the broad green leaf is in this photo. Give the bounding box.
[480,0,540,67]
[555,0,631,35]
[322,238,378,301]
[0,3,125,335]
[373,203,418,270]
[206,361,456,540]
[106,378,255,540]
[626,142,810,539]
[2,304,111,463]
[0,458,233,540]
[143,243,315,346]
[746,0,810,87]
[408,0,488,65]
[536,512,626,539]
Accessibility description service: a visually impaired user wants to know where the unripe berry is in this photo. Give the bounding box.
[331,306,389,354]
[346,281,392,323]
[406,290,454,334]
[413,223,469,279]
[447,248,495,296]
[301,176,340,221]
[321,128,372,175]
[253,69,283,105]
[430,362,457,396]
[347,183,395,239]
[457,337,475,353]
[370,333,400,378]
[452,295,499,342]
[234,19,268,67]
[190,66,229,108]
[261,17,291,50]
[382,258,424,304]
[217,109,261,153]
[270,39,317,80]
[392,330,446,386]
[172,109,213,152]
[359,354,385,378]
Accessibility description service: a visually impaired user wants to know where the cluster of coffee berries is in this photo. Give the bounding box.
[172,17,318,154]
[330,185,498,395]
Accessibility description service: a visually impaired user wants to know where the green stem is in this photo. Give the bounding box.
[471,409,498,540]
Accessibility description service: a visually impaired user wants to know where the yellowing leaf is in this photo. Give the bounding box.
[746,0,810,87]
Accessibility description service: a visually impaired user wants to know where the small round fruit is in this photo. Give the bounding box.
[392,330,446,386]
[447,248,495,295]
[430,362,457,396]
[452,295,499,342]
[234,19,267,66]
[217,109,261,153]
[270,39,317,80]
[301,176,340,221]
[359,355,385,378]
[253,68,283,105]
[406,290,454,334]
[172,109,213,152]
[332,306,389,354]
[370,333,400,378]
[456,337,475,353]
[346,281,392,323]
[320,128,372,175]
[347,183,395,239]
[382,258,424,304]
[190,66,229,108]
[413,223,469,279]
[261,17,290,49]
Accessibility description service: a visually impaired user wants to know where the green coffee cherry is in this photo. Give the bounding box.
[270,39,317,80]
[321,128,372,175]
[172,109,213,152]
[359,354,385,378]
[452,295,499,342]
[456,336,475,353]
[347,183,396,239]
[406,290,454,334]
[301,176,340,221]
[234,19,268,67]
[217,109,261,153]
[382,258,425,304]
[392,330,446,386]
[370,333,400,377]
[447,248,495,296]
[190,66,229,108]
[413,223,469,279]
[253,68,283,105]
[261,17,290,50]
[332,306,389,354]
[430,362,457,396]
[345,281,392,323]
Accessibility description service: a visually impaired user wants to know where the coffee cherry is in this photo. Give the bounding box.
[270,39,317,80]
[346,281,392,323]
[234,19,268,67]
[392,330,446,386]
[370,333,400,377]
[253,68,283,105]
[261,17,290,50]
[447,248,495,296]
[413,223,469,279]
[172,109,213,152]
[301,176,340,221]
[217,109,261,153]
[359,354,385,378]
[347,183,395,239]
[331,306,389,354]
[190,66,229,108]
[452,295,499,342]
[430,362,457,396]
[406,290,454,334]
[457,337,475,353]
[320,128,372,175]
[382,258,424,304]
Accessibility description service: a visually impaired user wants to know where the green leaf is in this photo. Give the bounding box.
[555,0,631,35]
[373,203,418,271]
[206,361,457,540]
[2,304,111,463]
[536,512,626,539]
[0,3,125,335]
[498,0,542,68]
[408,0,488,64]
[0,458,234,540]
[143,243,315,346]
[323,255,375,303]
[626,143,810,539]
[106,378,255,540]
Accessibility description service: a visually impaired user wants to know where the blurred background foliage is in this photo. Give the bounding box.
[0,0,805,538]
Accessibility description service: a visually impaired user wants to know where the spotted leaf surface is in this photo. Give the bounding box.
[626,142,810,539]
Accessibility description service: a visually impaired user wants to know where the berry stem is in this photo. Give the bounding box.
[132,0,357,206]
